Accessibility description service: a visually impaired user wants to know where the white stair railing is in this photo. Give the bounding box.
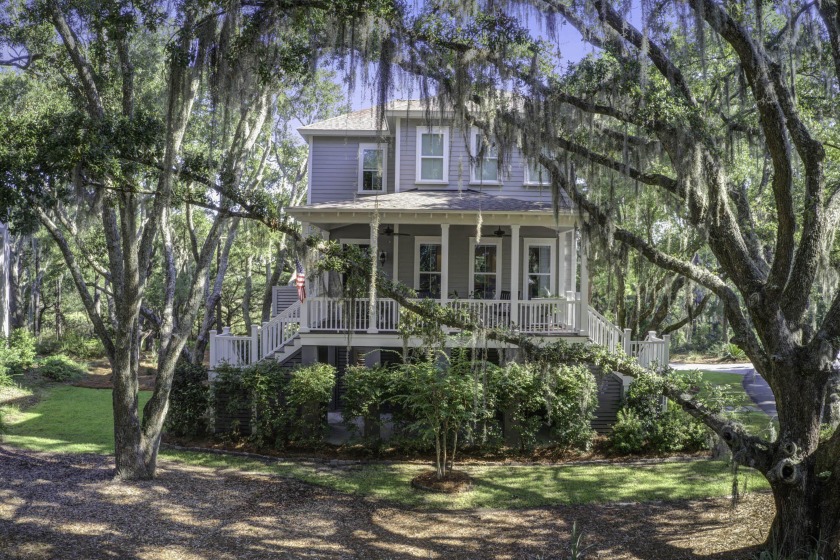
[209,327,256,368]
[587,307,624,352]
[261,300,302,359]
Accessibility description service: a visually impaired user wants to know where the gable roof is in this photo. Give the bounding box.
[297,99,448,138]
[288,189,574,214]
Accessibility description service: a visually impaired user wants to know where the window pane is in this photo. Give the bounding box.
[362,170,382,190]
[419,273,441,297]
[363,149,382,170]
[479,162,499,182]
[474,274,496,299]
[419,244,441,272]
[421,133,444,156]
[473,245,497,273]
[527,162,550,184]
[527,274,552,299]
[528,246,551,274]
[421,158,444,180]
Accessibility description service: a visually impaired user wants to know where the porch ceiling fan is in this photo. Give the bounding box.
[487,226,511,238]
[381,225,410,237]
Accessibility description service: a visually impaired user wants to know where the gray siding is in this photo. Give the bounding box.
[329,224,572,298]
[397,118,555,202]
[310,136,395,203]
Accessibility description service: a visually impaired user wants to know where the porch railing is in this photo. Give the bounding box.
[209,327,256,368]
[588,307,624,352]
[261,301,301,359]
[624,330,670,369]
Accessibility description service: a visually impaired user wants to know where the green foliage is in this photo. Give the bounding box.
[490,362,545,449]
[393,359,481,478]
[611,371,712,454]
[611,409,646,454]
[714,342,748,362]
[37,331,105,360]
[212,361,335,448]
[341,364,394,433]
[166,360,210,438]
[36,355,86,382]
[0,328,37,378]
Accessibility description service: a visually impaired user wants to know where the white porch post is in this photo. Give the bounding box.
[558,230,567,294]
[209,329,217,369]
[579,232,590,336]
[299,221,312,333]
[392,224,400,281]
[440,224,450,305]
[367,219,379,333]
[510,224,520,328]
[250,324,260,365]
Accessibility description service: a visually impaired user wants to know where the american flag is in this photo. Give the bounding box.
[295,259,307,302]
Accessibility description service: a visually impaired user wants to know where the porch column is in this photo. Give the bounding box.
[392,224,400,281]
[440,224,450,305]
[510,224,520,329]
[367,219,379,334]
[558,231,567,294]
[579,232,590,336]
[299,221,310,333]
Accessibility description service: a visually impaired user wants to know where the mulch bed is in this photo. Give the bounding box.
[0,445,772,560]
[411,469,473,493]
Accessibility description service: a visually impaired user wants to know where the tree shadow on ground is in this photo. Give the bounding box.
[0,446,769,560]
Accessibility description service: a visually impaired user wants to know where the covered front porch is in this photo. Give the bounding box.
[289,189,590,337]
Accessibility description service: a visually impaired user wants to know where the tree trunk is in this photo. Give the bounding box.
[260,239,287,322]
[54,273,64,338]
[242,254,253,332]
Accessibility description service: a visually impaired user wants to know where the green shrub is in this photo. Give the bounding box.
[490,362,544,450]
[714,342,747,362]
[37,332,105,360]
[286,363,336,444]
[394,359,481,478]
[611,370,713,453]
[342,364,394,440]
[611,409,646,453]
[0,328,37,378]
[36,355,86,381]
[543,364,597,450]
[212,361,336,448]
[166,360,210,438]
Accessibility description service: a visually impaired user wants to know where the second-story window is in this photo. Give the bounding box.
[416,127,449,183]
[358,144,385,193]
[524,161,551,186]
[472,133,499,184]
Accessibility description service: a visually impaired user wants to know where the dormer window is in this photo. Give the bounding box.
[524,160,551,186]
[471,132,500,184]
[358,143,386,193]
[416,127,449,183]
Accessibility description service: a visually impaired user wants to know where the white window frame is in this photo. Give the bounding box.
[523,238,556,300]
[524,159,552,186]
[415,126,449,184]
[358,143,387,194]
[470,130,501,185]
[413,236,443,297]
[468,237,503,299]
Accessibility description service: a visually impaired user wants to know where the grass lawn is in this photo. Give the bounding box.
[1,384,771,509]
[697,370,777,438]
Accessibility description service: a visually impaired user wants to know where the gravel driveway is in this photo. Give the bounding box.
[0,446,772,559]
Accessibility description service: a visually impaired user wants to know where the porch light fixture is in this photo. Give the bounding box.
[379,251,387,266]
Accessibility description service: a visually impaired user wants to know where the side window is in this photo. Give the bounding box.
[524,160,551,186]
[472,132,499,184]
[358,143,385,193]
[416,127,449,183]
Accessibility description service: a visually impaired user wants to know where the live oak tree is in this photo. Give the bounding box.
[383,0,840,556]
[0,0,392,480]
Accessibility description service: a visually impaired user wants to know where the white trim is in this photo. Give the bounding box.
[392,224,400,280]
[469,129,501,186]
[306,137,313,205]
[413,236,442,293]
[415,126,449,184]
[523,238,557,300]
[395,118,402,193]
[524,160,552,186]
[357,142,387,194]
[468,237,503,299]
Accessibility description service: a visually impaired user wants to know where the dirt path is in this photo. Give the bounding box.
[0,446,771,559]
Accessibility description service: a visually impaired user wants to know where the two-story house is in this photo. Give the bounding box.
[209,100,670,422]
